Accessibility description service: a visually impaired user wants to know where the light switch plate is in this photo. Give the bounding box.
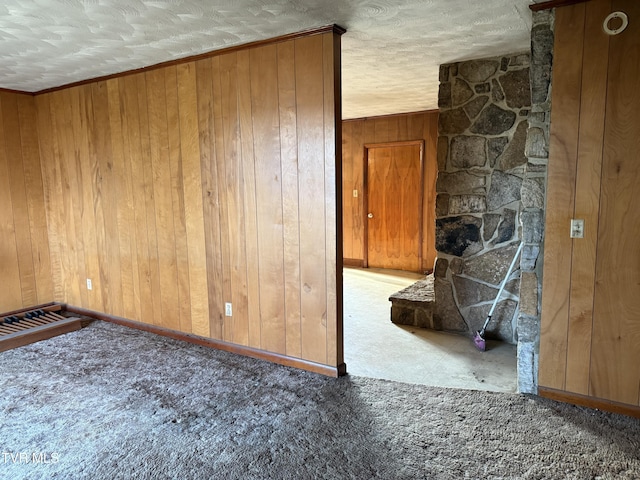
[570,219,584,238]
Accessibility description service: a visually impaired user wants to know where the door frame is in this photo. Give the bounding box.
[362,140,425,271]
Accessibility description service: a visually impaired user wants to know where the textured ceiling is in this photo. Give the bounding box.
[0,0,539,119]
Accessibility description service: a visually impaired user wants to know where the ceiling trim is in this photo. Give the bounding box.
[343,109,439,123]
[530,0,592,11]
[35,24,346,96]
[0,87,34,96]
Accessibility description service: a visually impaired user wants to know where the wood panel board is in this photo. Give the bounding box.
[565,0,611,396]
[295,34,328,364]
[538,3,586,390]
[251,44,286,355]
[590,0,640,405]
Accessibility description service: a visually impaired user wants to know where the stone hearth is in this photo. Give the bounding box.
[389,275,435,329]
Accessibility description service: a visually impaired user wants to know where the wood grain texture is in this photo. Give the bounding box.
[251,44,286,355]
[540,0,640,409]
[538,3,586,391]
[342,111,438,272]
[34,30,343,369]
[277,40,303,358]
[366,143,423,272]
[565,0,611,396]
[295,34,328,364]
[590,0,640,405]
[0,92,53,313]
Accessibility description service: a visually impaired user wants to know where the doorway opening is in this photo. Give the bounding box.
[341,126,516,391]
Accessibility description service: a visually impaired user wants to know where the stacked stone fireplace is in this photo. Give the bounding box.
[433,52,533,345]
[390,11,553,394]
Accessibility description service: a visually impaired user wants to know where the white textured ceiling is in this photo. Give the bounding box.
[0,0,538,119]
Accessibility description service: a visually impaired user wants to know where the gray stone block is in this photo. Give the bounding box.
[438,81,452,109]
[497,121,528,172]
[517,314,540,343]
[450,257,464,274]
[488,137,509,167]
[433,278,468,333]
[483,213,501,241]
[436,171,486,195]
[434,258,449,278]
[465,300,517,343]
[494,208,516,244]
[520,272,538,317]
[531,65,551,105]
[450,136,487,168]
[459,59,500,83]
[531,24,554,66]
[463,96,489,119]
[453,275,498,307]
[463,243,520,285]
[439,108,471,135]
[521,244,540,271]
[437,136,449,171]
[525,126,548,158]
[491,78,505,102]
[391,305,415,326]
[439,64,450,83]
[475,83,491,94]
[521,210,544,243]
[436,193,449,217]
[487,171,523,211]
[517,341,538,394]
[452,78,474,106]
[449,195,487,215]
[470,104,516,136]
[499,68,532,108]
[521,177,545,209]
[510,53,530,67]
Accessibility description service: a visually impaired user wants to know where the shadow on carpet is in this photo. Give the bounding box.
[1,321,639,479]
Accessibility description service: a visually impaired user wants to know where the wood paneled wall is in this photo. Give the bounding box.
[539,0,640,408]
[0,92,53,312]
[342,111,438,271]
[35,29,343,369]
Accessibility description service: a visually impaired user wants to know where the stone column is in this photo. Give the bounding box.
[517,9,554,394]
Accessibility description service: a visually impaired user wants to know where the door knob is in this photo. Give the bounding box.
[368,213,374,218]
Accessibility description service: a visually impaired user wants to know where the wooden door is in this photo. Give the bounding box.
[365,141,423,272]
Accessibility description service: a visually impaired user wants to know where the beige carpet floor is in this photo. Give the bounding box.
[343,267,517,392]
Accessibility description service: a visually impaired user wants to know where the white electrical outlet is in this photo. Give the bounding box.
[225,302,232,317]
[86,278,93,290]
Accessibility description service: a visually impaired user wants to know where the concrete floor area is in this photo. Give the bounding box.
[343,267,517,393]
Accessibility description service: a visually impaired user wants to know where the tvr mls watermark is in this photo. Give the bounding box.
[3,452,60,464]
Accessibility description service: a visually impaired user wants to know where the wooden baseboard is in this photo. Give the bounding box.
[65,305,347,378]
[538,386,640,419]
[343,258,364,267]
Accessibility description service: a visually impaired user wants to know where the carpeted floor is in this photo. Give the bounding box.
[1,321,639,479]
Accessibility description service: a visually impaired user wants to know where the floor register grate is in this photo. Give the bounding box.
[0,304,85,352]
